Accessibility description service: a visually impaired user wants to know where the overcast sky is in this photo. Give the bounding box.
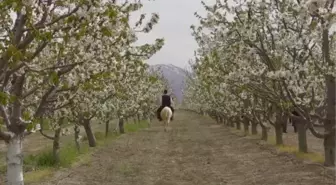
[129,0,215,69]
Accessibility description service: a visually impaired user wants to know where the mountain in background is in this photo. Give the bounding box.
[149,64,188,103]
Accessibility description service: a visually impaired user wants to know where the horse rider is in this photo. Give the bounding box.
[157,89,174,121]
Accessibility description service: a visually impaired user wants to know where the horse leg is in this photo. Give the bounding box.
[164,120,167,132]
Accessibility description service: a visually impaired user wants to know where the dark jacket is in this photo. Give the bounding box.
[161,94,171,107]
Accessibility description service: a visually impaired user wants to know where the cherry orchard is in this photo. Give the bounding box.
[0,0,165,184]
[183,0,335,166]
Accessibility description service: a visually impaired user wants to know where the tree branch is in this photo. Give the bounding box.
[0,130,13,142]
[0,105,11,128]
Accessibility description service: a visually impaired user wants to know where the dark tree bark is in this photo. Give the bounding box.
[274,112,284,145]
[243,116,249,135]
[52,128,61,164]
[251,121,258,135]
[119,117,125,134]
[74,125,80,152]
[82,119,96,147]
[105,120,110,137]
[296,120,308,153]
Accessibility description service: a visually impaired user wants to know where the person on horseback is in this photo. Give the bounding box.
[157,89,174,121]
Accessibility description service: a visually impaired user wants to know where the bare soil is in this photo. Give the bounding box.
[34,111,335,185]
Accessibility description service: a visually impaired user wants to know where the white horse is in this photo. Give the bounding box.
[160,106,172,132]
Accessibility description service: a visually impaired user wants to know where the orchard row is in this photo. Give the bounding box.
[183,0,335,167]
[0,1,166,184]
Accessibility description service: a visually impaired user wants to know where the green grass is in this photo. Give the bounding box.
[0,143,87,184]
[124,120,149,132]
[276,144,324,163]
[23,142,90,170]
[25,168,54,184]
[23,132,110,171]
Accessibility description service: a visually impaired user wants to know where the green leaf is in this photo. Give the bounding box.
[107,8,118,18]
[22,111,31,121]
[27,118,40,132]
[310,20,318,30]
[101,27,112,36]
[12,50,23,62]
[61,82,69,90]
[9,95,17,103]
[0,91,8,105]
[7,44,17,56]
[149,76,158,83]
[121,17,129,24]
[50,71,59,85]
[44,31,53,40]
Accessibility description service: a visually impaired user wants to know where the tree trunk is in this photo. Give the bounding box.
[137,114,140,123]
[260,124,268,141]
[324,133,335,166]
[243,117,249,135]
[251,122,258,135]
[274,112,284,145]
[274,124,283,145]
[324,75,335,166]
[296,120,308,153]
[321,23,335,166]
[147,116,151,127]
[105,120,109,137]
[223,118,227,126]
[52,128,61,164]
[74,125,80,152]
[283,121,288,133]
[119,118,125,134]
[216,116,219,123]
[83,119,96,147]
[230,119,235,127]
[6,136,24,185]
[236,121,241,130]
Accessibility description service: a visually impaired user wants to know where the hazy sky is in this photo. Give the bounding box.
[130,0,214,69]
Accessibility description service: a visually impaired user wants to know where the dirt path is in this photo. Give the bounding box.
[36,111,335,185]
